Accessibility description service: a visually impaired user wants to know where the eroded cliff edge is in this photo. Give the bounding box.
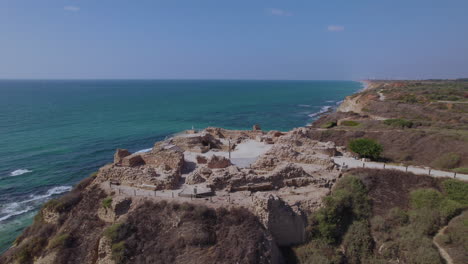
[2,79,467,264]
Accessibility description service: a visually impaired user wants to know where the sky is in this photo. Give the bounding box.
[1,0,467,80]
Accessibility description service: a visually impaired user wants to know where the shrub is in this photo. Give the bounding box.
[410,189,443,209]
[111,241,127,264]
[383,118,413,128]
[342,221,374,264]
[386,207,409,226]
[400,94,418,103]
[348,138,383,160]
[102,197,113,209]
[341,120,360,126]
[310,176,371,244]
[321,121,337,129]
[431,152,461,169]
[438,198,463,222]
[48,233,72,249]
[409,208,441,235]
[442,179,468,205]
[104,223,132,242]
[294,240,344,264]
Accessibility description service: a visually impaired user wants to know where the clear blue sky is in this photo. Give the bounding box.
[1,0,467,80]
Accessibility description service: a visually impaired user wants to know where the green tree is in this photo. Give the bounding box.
[348,138,383,160]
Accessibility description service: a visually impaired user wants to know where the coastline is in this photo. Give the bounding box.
[306,80,367,123]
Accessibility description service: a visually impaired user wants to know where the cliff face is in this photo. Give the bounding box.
[1,126,343,264]
[0,177,281,264]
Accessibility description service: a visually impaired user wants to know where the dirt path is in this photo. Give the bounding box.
[433,225,454,264]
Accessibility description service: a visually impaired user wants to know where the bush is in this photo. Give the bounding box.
[48,233,72,249]
[310,176,371,244]
[348,138,383,160]
[321,121,337,129]
[342,221,374,264]
[341,120,360,126]
[410,189,443,209]
[431,152,461,169]
[102,197,113,209]
[400,94,418,103]
[442,179,468,205]
[104,223,132,242]
[294,240,344,264]
[383,118,413,128]
[111,241,127,264]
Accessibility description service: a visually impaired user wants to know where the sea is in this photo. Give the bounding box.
[0,80,362,253]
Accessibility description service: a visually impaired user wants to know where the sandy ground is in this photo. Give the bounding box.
[333,157,468,181]
[184,139,273,168]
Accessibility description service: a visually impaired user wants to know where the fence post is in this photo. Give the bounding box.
[406,166,408,172]
[362,163,365,168]
[134,190,136,196]
[428,169,431,176]
[454,172,457,178]
[383,163,386,169]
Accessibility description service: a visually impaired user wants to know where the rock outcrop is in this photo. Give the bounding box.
[252,193,306,246]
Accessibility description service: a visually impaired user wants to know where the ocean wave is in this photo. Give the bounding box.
[20,186,72,204]
[325,100,335,103]
[336,100,343,105]
[135,148,152,153]
[298,104,311,107]
[9,169,32,177]
[308,105,332,118]
[0,185,72,222]
[0,204,34,222]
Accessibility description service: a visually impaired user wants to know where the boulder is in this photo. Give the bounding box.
[253,124,262,131]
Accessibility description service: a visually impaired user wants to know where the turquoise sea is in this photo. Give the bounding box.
[0,80,362,253]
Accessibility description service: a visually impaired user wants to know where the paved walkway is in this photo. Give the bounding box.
[332,157,468,181]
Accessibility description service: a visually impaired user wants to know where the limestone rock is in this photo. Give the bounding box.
[97,236,115,264]
[196,155,208,164]
[253,124,262,131]
[252,193,306,246]
[121,154,145,167]
[186,167,212,184]
[207,155,232,169]
[142,148,185,172]
[114,149,131,164]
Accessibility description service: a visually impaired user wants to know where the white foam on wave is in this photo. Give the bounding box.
[298,104,311,107]
[135,148,152,153]
[9,169,32,177]
[308,105,332,118]
[336,100,344,105]
[0,185,72,222]
[325,100,335,103]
